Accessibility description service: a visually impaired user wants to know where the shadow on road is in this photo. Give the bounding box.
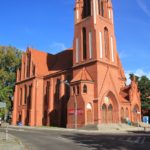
[61,133,149,150]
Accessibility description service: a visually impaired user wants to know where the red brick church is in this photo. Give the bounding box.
[12,0,141,128]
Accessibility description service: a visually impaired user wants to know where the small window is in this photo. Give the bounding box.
[83,84,87,93]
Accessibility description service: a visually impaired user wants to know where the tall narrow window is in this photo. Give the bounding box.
[28,85,32,109]
[26,54,31,78]
[111,36,114,62]
[24,85,27,104]
[32,63,35,76]
[76,38,79,63]
[89,31,92,59]
[56,79,60,99]
[101,1,104,17]
[46,81,50,106]
[24,62,25,79]
[104,27,110,59]
[20,88,22,106]
[82,0,91,18]
[77,85,80,95]
[83,27,87,60]
[98,0,101,15]
[73,86,76,95]
[99,32,103,58]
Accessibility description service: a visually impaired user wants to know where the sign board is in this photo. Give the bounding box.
[18,122,22,126]
[68,109,84,115]
[143,116,149,124]
[0,102,6,108]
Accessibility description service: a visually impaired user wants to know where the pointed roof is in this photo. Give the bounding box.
[71,68,93,83]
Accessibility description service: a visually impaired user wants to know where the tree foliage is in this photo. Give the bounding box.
[129,74,150,109]
[0,46,22,118]
[138,76,150,109]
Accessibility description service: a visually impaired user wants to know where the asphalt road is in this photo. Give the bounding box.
[1,127,150,150]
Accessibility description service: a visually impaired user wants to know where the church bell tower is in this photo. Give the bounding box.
[73,0,118,66]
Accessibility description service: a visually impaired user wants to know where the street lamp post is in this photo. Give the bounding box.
[62,80,78,129]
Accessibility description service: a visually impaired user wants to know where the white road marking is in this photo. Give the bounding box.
[126,137,132,142]
[56,137,73,143]
[134,137,141,143]
[141,137,146,144]
[119,137,147,145]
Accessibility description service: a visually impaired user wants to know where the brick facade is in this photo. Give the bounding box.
[12,0,141,128]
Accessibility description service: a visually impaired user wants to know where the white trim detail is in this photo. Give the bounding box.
[87,103,92,110]
[111,10,114,24]
[76,10,79,20]
[76,38,79,63]
[99,32,103,59]
[111,36,114,62]
[108,9,111,19]
[89,32,92,59]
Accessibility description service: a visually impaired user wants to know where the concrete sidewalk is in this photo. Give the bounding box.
[9,124,150,134]
[0,131,26,150]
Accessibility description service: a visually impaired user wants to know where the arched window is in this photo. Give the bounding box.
[104,27,110,59]
[83,84,87,93]
[82,0,91,18]
[82,27,87,60]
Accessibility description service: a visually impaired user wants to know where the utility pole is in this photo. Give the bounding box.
[73,91,77,129]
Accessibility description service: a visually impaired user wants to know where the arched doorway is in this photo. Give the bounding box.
[86,103,93,124]
[133,105,140,123]
[102,104,107,123]
[101,92,119,124]
[125,108,129,118]
[121,107,124,123]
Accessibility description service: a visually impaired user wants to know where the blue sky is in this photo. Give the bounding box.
[0,0,150,80]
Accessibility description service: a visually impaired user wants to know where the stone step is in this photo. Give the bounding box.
[80,123,137,131]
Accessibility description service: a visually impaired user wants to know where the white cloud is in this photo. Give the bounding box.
[136,0,150,17]
[49,42,67,54]
[125,69,150,85]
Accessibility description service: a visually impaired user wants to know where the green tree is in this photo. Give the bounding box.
[0,46,22,118]
[138,76,150,109]
[129,74,150,109]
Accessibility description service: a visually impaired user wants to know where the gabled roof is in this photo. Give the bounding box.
[71,68,93,83]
